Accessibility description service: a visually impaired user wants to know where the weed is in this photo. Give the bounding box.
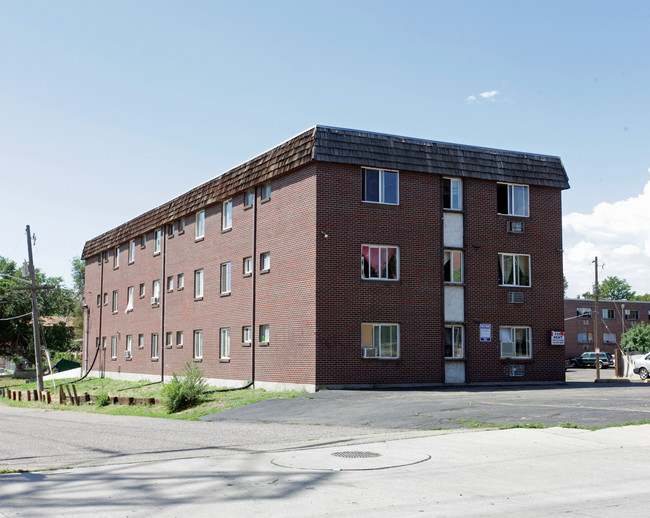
[161,362,208,413]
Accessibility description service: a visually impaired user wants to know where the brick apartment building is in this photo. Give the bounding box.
[564,298,650,359]
[81,126,570,391]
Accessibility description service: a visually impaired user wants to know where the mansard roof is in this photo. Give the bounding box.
[82,126,569,259]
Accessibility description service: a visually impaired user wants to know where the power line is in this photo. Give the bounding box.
[0,312,32,322]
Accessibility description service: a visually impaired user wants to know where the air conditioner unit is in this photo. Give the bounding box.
[362,347,377,358]
[125,350,132,359]
[508,291,524,303]
[500,341,515,358]
[507,221,524,233]
[151,296,159,305]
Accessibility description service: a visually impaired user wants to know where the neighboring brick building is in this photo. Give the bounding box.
[564,298,650,359]
[81,126,570,391]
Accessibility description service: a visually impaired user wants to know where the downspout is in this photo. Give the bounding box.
[251,186,258,387]
[83,302,89,374]
[98,252,104,378]
[161,229,167,383]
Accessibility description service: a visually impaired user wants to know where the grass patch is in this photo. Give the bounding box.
[1,376,303,420]
[454,420,585,430]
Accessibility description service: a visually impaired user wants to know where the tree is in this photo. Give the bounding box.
[563,275,568,298]
[581,276,635,301]
[70,256,85,339]
[0,256,78,363]
[620,322,650,353]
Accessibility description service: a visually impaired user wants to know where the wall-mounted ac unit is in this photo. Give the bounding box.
[362,347,377,358]
[508,291,524,303]
[507,221,524,233]
[501,341,515,358]
[151,296,159,305]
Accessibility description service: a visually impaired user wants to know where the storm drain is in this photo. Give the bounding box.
[331,451,381,459]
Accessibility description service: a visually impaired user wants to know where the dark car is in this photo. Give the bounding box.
[569,352,612,369]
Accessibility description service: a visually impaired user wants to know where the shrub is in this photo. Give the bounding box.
[95,391,110,408]
[161,362,208,413]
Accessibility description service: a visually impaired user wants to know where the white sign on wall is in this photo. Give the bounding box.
[551,331,565,345]
[480,323,491,342]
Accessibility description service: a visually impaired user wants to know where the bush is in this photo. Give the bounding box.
[161,362,208,413]
[95,391,110,408]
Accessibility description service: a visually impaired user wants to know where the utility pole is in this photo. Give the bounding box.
[26,225,44,392]
[593,256,600,381]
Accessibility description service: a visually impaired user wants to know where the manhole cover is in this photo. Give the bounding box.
[331,451,381,459]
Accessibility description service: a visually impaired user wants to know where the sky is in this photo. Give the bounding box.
[1,1,649,297]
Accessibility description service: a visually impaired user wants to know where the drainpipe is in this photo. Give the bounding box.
[251,187,258,386]
[83,302,89,374]
[98,252,104,378]
[161,229,167,383]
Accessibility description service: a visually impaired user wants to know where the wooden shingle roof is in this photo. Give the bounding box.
[82,126,569,259]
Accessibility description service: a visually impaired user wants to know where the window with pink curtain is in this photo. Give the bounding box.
[362,245,398,280]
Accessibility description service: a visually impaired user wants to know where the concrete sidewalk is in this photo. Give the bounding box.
[1,424,648,517]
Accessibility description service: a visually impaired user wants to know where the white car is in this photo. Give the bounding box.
[633,353,650,380]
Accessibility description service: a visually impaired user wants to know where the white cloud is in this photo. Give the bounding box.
[466,90,499,103]
[563,179,650,297]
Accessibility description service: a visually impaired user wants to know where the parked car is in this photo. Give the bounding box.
[633,353,650,380]
[568,352,612,369]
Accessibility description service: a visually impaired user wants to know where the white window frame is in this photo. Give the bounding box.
[194,269,204,299]
[152,280,161,304]
[245,189,255,207]
[625,309,639,320]
[443,177,462,211]
[260,252,270,272]
[138,334,144,348]
[176,331,184,346]
[126,335,132,356]
[126,286,134,312]
[361,323,400,359]
[154,229,162,254]
[179,218,186,234]
[602,308,615,319]
[362,168,399,205]
[361,245,399,281]
[259,324,270,344]
[261,182,271,200]
[166,331,173,347]
[167,275,174,292]
[112,290,118,313]
[139,283,145,298]
[151,333,159,359]
[498,253,531,287]
[243,257,252,275]
[220,262,231,294]
[444,250,463,284]
[129,239,136,263]
[243,326,252,345]
[444,325,464,358]
[603,332,617,344]
[497,183,529,217]
[195,211,205,240]
[111,336,118,359]
[499,326,532,359]
[113,246,120,269]
[177,273,184,290]
[222,199,232,230]
[193,330,203,359]
[220,328,231,359]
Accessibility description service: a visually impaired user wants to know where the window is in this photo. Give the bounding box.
[152,280,161,304]
[112,290,118,313]
[498,253,531,287]
[140,234,146,248]
[111,336,117,359]
[220,328,231,359]
[102,336,107,349]
[195,211,205,240]
[96,294,100,307]
[139,283,145,298]
[361,323,399,359]
[166,332,173,347]
[497,183,529,217]
[602,308,615,319]
[245,189,254,207]
[361,245,398,280]
[625,309,639,320]
[362,168,398,205]
[260,252,270,272]
[243,326,252,345]
[129,239,136,263]
[222,200,232,230]
[243,257,252,276]
[603,333,617,344]
[168,222,175,237]
[179,218,186,234]
[444,250,463,283]
[259,324,270,344]
[194,269,204,299]
[261,182,271,200]
[499,326,531,358]
[154,229,162,254]
[444,325,464,358]
[221,262,231,294]
[103,292,108,306]
[126,286,134,312]
[177,273,184,290]
[167,275,174,292]
[113,247,120,269]
[577,332,593,344]
[138,334,144,348]
[176,331,183,346]
[126,335,132,357]
[193,330,203,359]
[577,307,592,318]
[151,333,159,359]
[443,178,462,210]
